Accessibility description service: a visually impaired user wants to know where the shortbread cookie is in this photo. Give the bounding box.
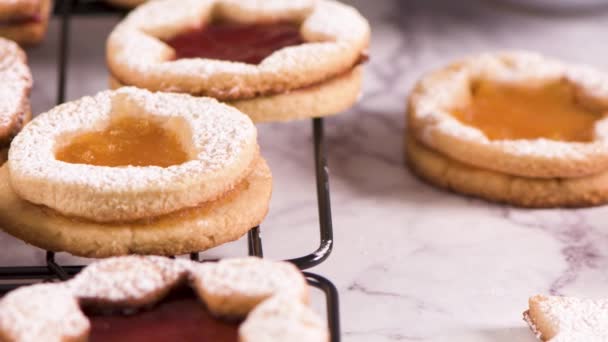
[406,137,608,207]
[408,51,608,179]
[0,0,52,45]
[8,87,258,222]
[106,0,370,121]
[111,65,364,122]
[0,256,328,342]
[0,88,272,257]
[0,37,32,147]
[524,295,608,341]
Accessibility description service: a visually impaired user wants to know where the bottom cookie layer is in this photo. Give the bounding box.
[109,66,363,123]
[0,158,272,257]
[406,136,608,208]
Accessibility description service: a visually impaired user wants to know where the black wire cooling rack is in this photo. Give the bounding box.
[0,0,340,340]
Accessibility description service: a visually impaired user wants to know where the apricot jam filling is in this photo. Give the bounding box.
[165,22,304,65]
[56,116,189,167]
[451,82,604,142]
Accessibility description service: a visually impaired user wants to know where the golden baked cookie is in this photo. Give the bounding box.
[406,137,608,208]
[0,87,272,257]
[0,37,32,150]
[408,51,608,179]
[0,256,329,342]
[0,0,52,45]
[106,0,370,122]
[524,295,608,341]
[104,0,147,9]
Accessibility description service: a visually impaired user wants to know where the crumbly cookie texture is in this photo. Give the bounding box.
[0,37,32,146]
[525,295,608,341]
[8,87,258,222]
[0,158,271,257]
[0,256,328,342]
[0,0,52,45]
[406,137,608,207]
[408,51,608,179]
[106,0,370,101]
[111,65,363,122]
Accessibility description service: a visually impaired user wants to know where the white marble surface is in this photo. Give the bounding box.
[2,0,608,341]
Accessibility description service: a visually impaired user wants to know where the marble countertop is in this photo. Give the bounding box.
[2,0,608,340]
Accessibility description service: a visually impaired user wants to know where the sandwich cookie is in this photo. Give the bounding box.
[0,87,272,257]
[407,51,608,207]
[106,0,370,122]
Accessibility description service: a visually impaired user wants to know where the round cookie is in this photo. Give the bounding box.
[406,137,608,208]
[106,0,370,121]
[8,87,259,222]
[408,51,608,179]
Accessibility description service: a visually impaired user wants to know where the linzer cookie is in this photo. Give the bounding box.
[106,0,370,122]
[0,0,52,45]
[0,87,272,257]
[524,295,608,341]
[0,37,32,162]
[406,51,608,207]
[0,256,329,342]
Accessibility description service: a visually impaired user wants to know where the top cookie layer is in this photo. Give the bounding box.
[106,0,370,100]
[408,51,608,178]
[0,256,327,342]
[8,87,258,222]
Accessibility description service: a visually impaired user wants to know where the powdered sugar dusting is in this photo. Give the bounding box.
[0,37,31,140]
[107,0,370,99]
[0,256,321,341]
[527,295,608,342]
[69,255,188,307]
[191,257,307,298]
[0,284,90,342]
[410,51,608,174]
[241,294,329,342]
[7,87,257,222]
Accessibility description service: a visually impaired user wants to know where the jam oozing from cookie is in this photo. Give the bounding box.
[56,116,189,167]
[452,82,604,142]
[87,289,240,342]
[166,22,304,64]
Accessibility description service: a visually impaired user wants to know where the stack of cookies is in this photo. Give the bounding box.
[406,51,608,208]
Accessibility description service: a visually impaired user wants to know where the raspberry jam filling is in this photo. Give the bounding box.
[55,116,189,167]
[87,288,240,342]
[451,81,604,142]
[165,22,304,64]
